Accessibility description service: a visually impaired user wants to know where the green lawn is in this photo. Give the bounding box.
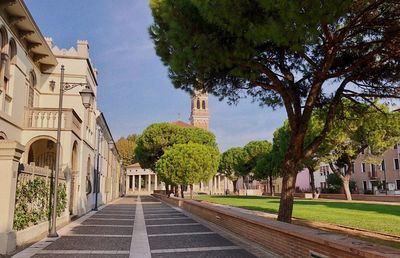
[194,196,400,236]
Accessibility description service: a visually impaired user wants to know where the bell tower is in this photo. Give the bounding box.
[190,90,209,131]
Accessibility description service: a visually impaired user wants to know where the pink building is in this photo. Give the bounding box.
[296,168,311,192]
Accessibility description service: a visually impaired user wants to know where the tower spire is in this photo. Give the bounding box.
[190,90,209,131]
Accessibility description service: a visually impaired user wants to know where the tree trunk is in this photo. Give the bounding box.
[269,174,274,196]
[308,166,316,198]
[342,175,352,201]
[180,184,184,199]
[190,184,193,199]
[174,185,178,197]
[232,179,238,194]
[277,160,298,223]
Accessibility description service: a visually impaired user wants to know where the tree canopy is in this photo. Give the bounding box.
[322,102,400,199]
[149,0,400,222]
[135,123,217,170]
[236,140,272,177]
[155,143,220,197]
[116,134,138,166]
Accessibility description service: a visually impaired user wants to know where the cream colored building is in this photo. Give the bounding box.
[0,0,121,254]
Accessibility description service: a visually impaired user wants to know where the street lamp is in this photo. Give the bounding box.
[48,65,94,237]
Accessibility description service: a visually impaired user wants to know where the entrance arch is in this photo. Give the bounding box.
[69,141,79,215]
[27,137,57,170]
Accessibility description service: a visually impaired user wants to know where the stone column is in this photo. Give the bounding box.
[148,175,151,192]
[154,174,158,190]
[0,141,24,255]
[125,175,129,194]
[132,174,135,192]
[138,175,141,192]
[213,176,217,193]
[218,175,221,192]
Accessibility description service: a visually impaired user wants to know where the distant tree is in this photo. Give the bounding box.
[135,123,218,194]
[236,141,272,193]
[116,134,138,166]
[135,123,217,171]
[150,0,400,222]
[155,143,220,198]
[322,102,400,200]
[219,147,243,193]
[135,123,181,171]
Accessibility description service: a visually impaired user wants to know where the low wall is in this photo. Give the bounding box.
[153,193,400,258]
[16,214,70,247]
[319,193,400,202]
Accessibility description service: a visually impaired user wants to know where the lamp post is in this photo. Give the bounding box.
[48,65,94,237]
[94,127,101,211]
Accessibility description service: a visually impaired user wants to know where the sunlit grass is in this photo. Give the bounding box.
[195,195,400,236]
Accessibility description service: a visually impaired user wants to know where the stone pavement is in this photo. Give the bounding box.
[12,196,266,258]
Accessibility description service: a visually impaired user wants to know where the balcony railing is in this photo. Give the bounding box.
[24,107,82,137]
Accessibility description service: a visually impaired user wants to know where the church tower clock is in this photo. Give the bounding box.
[190,90,209,131]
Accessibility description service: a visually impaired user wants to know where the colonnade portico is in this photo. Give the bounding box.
[125,163,163,194]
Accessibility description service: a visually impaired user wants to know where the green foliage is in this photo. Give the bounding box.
[116,134,139,166]
[219,147,243,181]
[236,140,272,176]
[326,173,342,193]
[323,102,400,165]
[14,177,67,231]
[155,143,220,185]
[135,123,217,170]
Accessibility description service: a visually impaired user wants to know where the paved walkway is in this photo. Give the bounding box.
[13,196,263,258]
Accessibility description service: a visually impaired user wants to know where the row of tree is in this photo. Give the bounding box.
[220,101,400,203]
[149,0,400,223]
[134,123,220,198]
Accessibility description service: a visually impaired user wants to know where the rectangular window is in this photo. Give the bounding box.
[371,164,376,173]
[381,160,385,171]
[352,162,355,174]
[396,180,400,190]
[394,158,399,170]
[362,163,366,173]
[363,181,367,190]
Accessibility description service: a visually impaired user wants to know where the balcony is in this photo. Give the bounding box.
[24,107,82,137]
[368,171,379,180]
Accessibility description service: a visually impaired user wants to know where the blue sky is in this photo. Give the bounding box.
[25,0,287,151]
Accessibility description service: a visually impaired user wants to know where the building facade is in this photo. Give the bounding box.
[0,0,121,254]
[352,146,400,194]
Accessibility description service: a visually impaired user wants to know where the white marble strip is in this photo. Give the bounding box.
[148,232,216,237]
[64,234,131,237]
[145,217,188,221]
[146,223,200,227]
[129,196,151,258]
[151,246,241,253]
[38,250,130,254]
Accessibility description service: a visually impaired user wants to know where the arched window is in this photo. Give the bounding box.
[202,100,206,109]
[28,71,36,108]
[8,39,16,65]
[0,131,6,140]
[196,99,200,109]
[4,39,16,95]
[0,27,8,94]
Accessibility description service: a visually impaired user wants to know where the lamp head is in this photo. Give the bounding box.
[79,87,94,108]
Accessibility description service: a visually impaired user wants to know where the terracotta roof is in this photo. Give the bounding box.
[171,120,195,128]
[126,163,142,168]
